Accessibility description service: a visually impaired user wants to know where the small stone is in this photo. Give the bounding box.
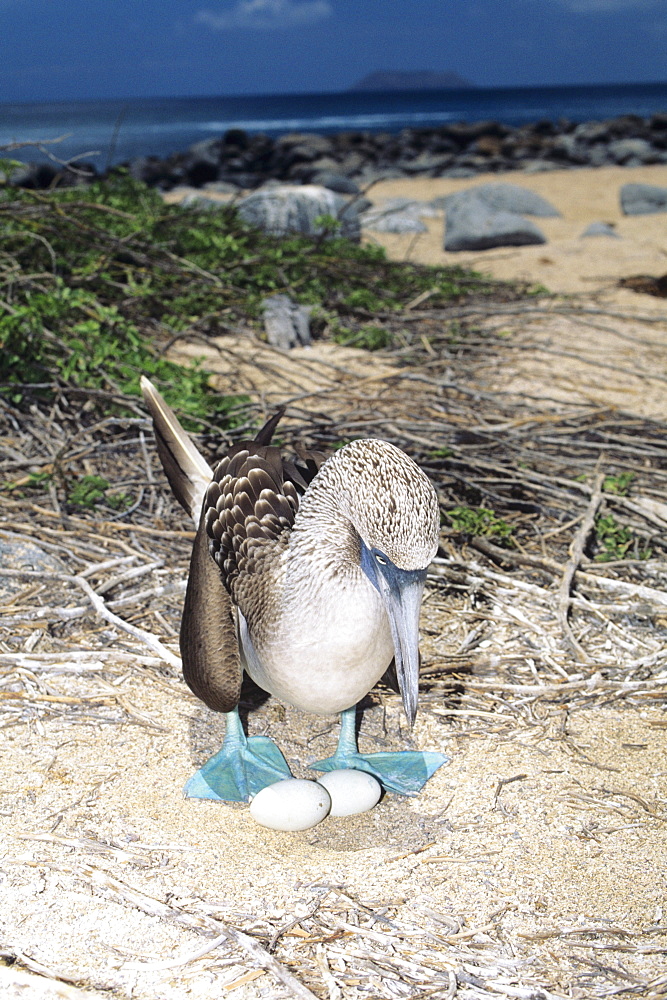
[581,222,620,238]
[249,779,331,831]
[316,769,382,817]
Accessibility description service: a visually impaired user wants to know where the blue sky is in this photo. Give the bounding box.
[1,0,666,102]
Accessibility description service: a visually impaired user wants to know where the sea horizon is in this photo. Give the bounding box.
[2,80,666,171]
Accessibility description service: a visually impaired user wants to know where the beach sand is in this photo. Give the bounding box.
[364,163,667,297]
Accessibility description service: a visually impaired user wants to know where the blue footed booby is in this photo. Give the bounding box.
[140,376,448,802]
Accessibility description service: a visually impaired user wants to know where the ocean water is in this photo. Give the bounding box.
[1,82,666,170]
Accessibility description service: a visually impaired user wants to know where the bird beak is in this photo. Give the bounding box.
[375,564,427,727]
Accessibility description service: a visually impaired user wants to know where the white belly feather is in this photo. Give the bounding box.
[239,576,394,715]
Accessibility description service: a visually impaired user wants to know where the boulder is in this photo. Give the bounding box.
[401,151,455,174]
[236,184,362,241]
[10,161,60,189]
[444,195,546,252]
[361,208,427,234]
[522,160,560,173]
[441,183,560,217]
[188,138,222,166]
[581,222,620,238]
[620,183,667,215]
[608,139,657,165]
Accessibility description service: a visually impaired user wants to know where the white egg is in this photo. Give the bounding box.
[249,779,331,831]
[315,769,382,817]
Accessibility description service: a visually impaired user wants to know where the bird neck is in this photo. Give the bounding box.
[289,472,361,575]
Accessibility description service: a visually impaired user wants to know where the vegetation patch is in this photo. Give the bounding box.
[593,512,651,562]
[447,505,515,544]
[1,172,500,423]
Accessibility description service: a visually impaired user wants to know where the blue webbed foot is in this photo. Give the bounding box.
[311,749,448,796]
[310,706,449,797]
[185,709,292,802]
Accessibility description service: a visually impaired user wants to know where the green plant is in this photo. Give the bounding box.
[0,158,24,184]
[333,324,392,351]
[429,447,453,459]
[447,505,514,543]
[594,513,651,562]
[312,212,342,236]
[1,469,52,494]
[343,288,384,312]
[67,474,132,510]
[603,472,635,496]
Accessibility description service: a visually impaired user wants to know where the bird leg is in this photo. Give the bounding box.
[184,707,293,802]
[311,705,448,796]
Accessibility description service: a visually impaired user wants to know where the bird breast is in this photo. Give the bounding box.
[238,563,395,716]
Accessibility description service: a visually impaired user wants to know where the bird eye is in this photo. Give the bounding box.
[375,552,387,565]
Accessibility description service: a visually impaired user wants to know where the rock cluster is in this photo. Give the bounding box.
[9,113,667,191]
[179,179,667,254]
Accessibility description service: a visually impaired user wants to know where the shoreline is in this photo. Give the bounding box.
[9,111,667,191]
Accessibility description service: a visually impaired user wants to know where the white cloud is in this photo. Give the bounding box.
[554,0,660,11]
[195,0,332,31]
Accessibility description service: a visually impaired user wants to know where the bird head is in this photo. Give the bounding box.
[336,439,440,726]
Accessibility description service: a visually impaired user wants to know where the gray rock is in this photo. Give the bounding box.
[573,120,611,144]
[262,295,311,349]
[401,152,454,174]
[581,222,620,238]
[444,195,546,252]
[442,183,560,217]
[188,138,221,165]
[441,166,479,178]
[361,209,428,234]
[587,144,612,167]
[521,159,561,173]
[608,139,657,165]
[236,184,361,241]
[550,134,590,164]
[0,539,65,599]
[275,132,334,156]
[361,197,439,233]
[217,172,259,189]
[309,171,361,195]
[620,183,667,215]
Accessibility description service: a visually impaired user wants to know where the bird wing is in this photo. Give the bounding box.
[141,376,324,713]
[203,442,324,608]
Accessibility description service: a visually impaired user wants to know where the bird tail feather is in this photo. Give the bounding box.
[140,376,213,524]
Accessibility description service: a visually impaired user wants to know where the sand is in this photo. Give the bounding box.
[363,164,667,299]
[2,164,667,1000]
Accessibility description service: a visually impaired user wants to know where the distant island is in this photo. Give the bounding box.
[349,70,474,92]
